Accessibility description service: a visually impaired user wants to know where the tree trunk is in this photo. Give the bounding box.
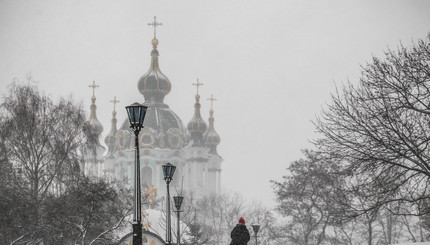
[368,220,373,245]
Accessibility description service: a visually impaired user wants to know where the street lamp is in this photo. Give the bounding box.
[162,163,176,244]
[126,102,148,245]
[251,224,261,245]
[173,195,184,245]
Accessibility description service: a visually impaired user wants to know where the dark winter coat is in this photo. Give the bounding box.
[230,223,250,245]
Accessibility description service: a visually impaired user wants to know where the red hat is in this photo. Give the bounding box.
[239,217,245,224]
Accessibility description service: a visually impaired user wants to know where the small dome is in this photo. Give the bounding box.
[187,113,207,134]
[187,94,207,146]
[105,98,119,153]
[105,134,115,148]
[105,115,117,152]
[86,102,104,137]
[204,109,220,154]
[138,38,171,104]
[204,130,220,146]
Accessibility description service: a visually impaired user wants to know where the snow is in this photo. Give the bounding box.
[115,208,190,243]
[392,243,430,245]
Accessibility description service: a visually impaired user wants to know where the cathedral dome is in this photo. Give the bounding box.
[117,104,189,149]
[137,38,171,104]
[115,30,188,150]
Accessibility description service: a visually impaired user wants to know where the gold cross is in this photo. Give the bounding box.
[141,206,152,230]
[110,96,120,111]
[88,81,99,97]
[207,94,217,110]
[148,16,162,39]
[192,79,204,95]
[144,221,152,229]
[144,184,157,208]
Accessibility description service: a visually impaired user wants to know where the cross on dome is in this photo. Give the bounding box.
[110,96,120,112]
[207,94,217,110]
[192,79,204,95]
[88,81,99,97]
[148,16,162,39]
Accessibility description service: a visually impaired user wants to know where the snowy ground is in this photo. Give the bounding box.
[393,243,430,245]
[115,208,190,243]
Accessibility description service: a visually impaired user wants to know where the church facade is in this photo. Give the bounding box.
[83,21,222,198]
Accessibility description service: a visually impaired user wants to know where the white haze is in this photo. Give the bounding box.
[1,0,429,208]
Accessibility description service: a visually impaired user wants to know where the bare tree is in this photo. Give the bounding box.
[153,194,199,245]
[0,80,88,243]
[272,150,341,245]
[1,80,86,197]
[377,204,404,245]
[195,192,231,244]
[314,36,430,215]
[185,191,258,244]
[0,80,132,244]
[244,201,279,245]
[331,220,358,245]
[43,176,131,245]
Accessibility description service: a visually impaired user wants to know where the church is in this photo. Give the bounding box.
[82,17,222,199]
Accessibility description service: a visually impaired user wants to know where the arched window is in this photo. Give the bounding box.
[141,166,153,188]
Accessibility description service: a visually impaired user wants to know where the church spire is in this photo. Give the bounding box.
[86,81,104,140]
[204,94,221,154]
[138,16,171,104]
[105,96,119,154]
[84,81,105,177]
[187,79,208,146]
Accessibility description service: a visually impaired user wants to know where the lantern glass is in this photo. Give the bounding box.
[126,102,147,130]
[252,224,261,234]
[173,195,184,211]
[162,163,176,181]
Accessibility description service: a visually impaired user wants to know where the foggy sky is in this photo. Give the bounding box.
[1,0,429,207]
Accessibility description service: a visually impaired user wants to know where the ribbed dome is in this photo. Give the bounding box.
[187,94,208,146]
[138,38,171,104]
[86,97,104,137]
[105,108,118,153]
[204,108,220,155]
[117,104,189,149]
[105,134,115,148]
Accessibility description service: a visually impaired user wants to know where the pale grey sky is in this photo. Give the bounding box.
[1,0,429,207]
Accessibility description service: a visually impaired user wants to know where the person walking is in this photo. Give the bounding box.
[230,217,250,245]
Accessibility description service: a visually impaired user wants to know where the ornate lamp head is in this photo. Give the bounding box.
[252,224,261,235]
[162,163,176,183]
[126,102,148,133]
[173,195,184,211]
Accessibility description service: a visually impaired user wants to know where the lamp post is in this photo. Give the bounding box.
[251,224,261,245]
[126,102,148,245]
[162,163,176,245]
[173,195,184,245]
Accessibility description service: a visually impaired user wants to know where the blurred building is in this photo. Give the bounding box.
[82,24,222,198]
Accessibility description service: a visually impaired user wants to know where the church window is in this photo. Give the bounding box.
[142,166,153,188]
